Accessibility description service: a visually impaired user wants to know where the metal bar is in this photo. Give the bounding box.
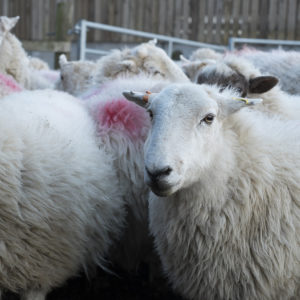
[79,20,87,60]
[167,41,173,57]
[229,37,300,50]
[75,19,227,59]
[82,20,226,50]
[85,48,110,55]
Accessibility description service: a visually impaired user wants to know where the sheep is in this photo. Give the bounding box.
[180,57,217,82]
[123,83,300,300]
[185,47,300,95]
[195,55,300,119]
[96,39,190,83]
[180,48,223,82]
[57,40,189,96]
[0,16,58,90]
[56,54,98,96]
[0,16,31,88]
[189,47,223,61]
[0,89,125,300]
[28,57,50,71]
[80,75,171,272]
[0,72,22,98]
[235,48,300,95]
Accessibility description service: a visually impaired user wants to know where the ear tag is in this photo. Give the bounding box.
[142,90,152,103]
[233,97,263,105]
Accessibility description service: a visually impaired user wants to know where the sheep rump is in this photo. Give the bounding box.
[0,90,125,299]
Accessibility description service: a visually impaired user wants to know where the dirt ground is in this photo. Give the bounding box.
[3,265,185,300]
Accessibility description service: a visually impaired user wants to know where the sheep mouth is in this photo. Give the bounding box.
[147,180,179,197]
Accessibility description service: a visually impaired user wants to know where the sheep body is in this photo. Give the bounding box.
[0,89,125,299]
[80,76,170,271]
[0,16,31,88]
[0,73,22,98]
[127,83,300,300]
[0,16,57,90]
[233,48,300,95]
[57,40,189,96]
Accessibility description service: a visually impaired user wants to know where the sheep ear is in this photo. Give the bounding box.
[148,39,157,45]
[249,76,278,94]
[123,91,156,107]
[0,16,19,33]
[180,55,190,63]
[59,54,68,66]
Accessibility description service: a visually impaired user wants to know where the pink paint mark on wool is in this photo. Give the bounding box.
[0,73,22,93]
[97,98,150,140]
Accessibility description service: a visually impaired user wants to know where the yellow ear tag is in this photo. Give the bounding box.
[233,97,249,105]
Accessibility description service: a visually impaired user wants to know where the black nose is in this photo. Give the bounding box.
[146,166,172,181]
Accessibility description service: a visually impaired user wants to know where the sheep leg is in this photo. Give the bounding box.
[20,290,47,300]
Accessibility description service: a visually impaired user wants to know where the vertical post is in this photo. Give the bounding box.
[167,40,173,57]
[79,20,87,60]
[228,37,235,51]
[54,0,74,69]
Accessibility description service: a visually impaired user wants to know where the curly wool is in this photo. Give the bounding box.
[0,89,125,299]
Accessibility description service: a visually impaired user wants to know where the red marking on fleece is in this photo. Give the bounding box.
[97,98,149,140]
[0,73,22,93]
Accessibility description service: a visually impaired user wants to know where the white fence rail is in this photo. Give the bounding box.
[74,20,227,60]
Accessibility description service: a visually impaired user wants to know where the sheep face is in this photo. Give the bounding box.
[57,55,97,96]
[143,84,223,197]
[124,83,262,197]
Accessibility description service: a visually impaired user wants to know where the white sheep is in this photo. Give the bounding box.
[180,48,223,82]
[189,47,223,61]
[0,16,31,87]
[80,75,170,272]
[185,47,300,95]
[0,72,22,98]
[195,55,300,119]
[235,48,300,95]
[57,40,189,96]
[124,83,300,300]
[0,89,125,300]
[0,16,59,90]
[56,54,98,96]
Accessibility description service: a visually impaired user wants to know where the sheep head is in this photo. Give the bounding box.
[196,57,278,97]
[124,83,262,197]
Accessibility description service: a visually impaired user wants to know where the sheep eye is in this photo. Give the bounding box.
[60,74,64,81]
[202,113,215,125]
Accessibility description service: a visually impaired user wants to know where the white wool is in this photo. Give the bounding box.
[238,49,300,95]
[0,16,58,90]
[80,76,169,271]
[189,47,223,61]
[56,55,98,96]
[196,55,300,119]
[143,83,300,300]
[57,41,189,96]
[0,16,31,88]
[0,89,125,299]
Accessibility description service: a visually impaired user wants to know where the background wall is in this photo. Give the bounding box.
[1,0,300,45]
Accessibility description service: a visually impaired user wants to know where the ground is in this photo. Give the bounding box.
[3,264,185,300]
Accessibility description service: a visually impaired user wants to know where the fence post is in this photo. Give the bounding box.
[54,0,74,69]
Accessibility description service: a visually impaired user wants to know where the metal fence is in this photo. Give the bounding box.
[75,20,226,60]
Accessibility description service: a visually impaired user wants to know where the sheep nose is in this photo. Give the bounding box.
[146,166,173,181]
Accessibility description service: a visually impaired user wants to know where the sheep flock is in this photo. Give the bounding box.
[0,15,300,300]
